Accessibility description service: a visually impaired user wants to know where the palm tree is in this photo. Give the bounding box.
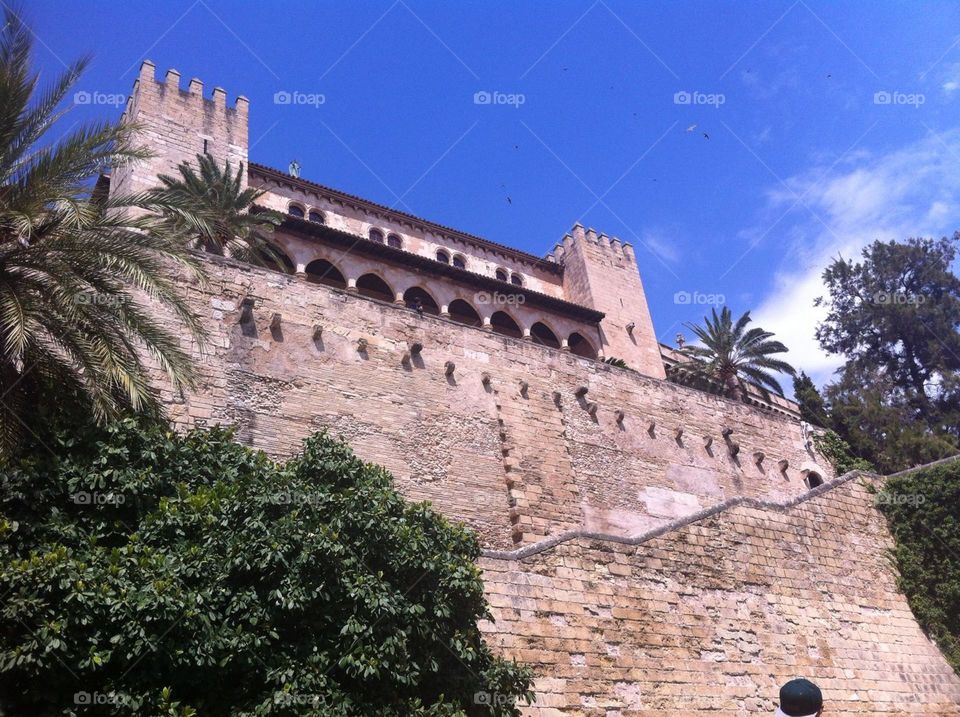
[148,153,286,269]
[0,9,205,456]
[678,307,795,401]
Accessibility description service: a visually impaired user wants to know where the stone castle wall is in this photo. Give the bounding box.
[166,257,832,550]
[159,257,960,714]
[480,474,960,715]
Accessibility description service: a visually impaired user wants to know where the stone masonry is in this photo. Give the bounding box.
[110,63,960,714]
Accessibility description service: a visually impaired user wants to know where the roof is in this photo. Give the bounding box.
[261,208,606,323]
[248,162,563,274]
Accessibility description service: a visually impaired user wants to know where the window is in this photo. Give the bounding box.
[304,259,346,289]
[568,332,597,359]
[356,273,394,303]
[288,204,305,218]
[308,210,324,224]
[448,299,482,327]
[452,254,466,269]
[436,250,450,264]
[495,268,508,282]
[491,311,523,339]
[510,273,523,286]
[387,233,403,248]
[403,287,440,316]
[369,228,384,243]
[805,471,824,489]
[530,322,561,349]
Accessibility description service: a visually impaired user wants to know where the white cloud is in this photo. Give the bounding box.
[747,129,960,387]
[640,230,681,264]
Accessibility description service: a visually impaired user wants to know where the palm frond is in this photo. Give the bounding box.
[0,8,206,459]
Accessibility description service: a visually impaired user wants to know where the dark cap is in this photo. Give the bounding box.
[776,678,823,717]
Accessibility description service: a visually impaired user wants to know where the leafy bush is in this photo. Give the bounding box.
[0,420,532,715]
[878,459,960,674]
[813,429,874,475]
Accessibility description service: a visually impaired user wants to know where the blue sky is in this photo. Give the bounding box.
[30,1,960,388]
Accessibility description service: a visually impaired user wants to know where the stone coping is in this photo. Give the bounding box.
[480,454,960,561]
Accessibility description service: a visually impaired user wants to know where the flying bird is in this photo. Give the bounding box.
[506,196,512,204]
[703,132,710,140]
[686,123,697,132]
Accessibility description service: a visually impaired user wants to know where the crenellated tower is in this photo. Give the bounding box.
[109,60,249,201]
[554,224,665,378]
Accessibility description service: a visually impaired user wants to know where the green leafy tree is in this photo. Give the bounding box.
[877,458,960,674]
[680,306,795,400]
[825,365,957,474]
[816,235,960,469]
[149,153,286,268]
[792,371,829,427]
[0,420,533,716]
[0,9,206,459]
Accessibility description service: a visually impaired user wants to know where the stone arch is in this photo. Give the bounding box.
[287,202,305,218]
[530,321,561,349]
[801,462,828,489]
[304,259,346,289]
[308,209,324,224]
[568,331,597,359]
[403,286,440,316]
[257,243,295,274]
[448,298,482,327]
[368,228,385,243]
[356,273,394,303]
[491,310,523,339]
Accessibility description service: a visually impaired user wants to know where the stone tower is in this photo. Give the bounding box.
[109,60,249,200]
[556,224,665,378]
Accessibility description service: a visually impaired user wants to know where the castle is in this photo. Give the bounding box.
[107,61,960,715]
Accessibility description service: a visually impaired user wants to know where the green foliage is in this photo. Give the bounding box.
[816,235,960,470]
[0,9,206,458]
[0,419,533,715]
[825,366,957,474]
[792,372,829,428]
[149,153,286,269]
[603,357,628,369]
[877,459,960,674]
[812,429,874,475]
[680,306,795,400]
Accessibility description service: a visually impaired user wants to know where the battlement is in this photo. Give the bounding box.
[547,224,636,265]
[110,61,248,201]
[121,60,248,123]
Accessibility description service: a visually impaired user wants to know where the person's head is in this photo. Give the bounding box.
[775,678,823,717]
